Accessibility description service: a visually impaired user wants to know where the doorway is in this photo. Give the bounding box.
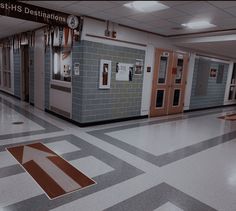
[21,45,29,102]
[150,49,189,117]
[34,29,45,110]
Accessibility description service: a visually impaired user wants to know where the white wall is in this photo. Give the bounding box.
[184,53,196,110]
[224,62,235,105]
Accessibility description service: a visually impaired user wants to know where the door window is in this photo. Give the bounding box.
[158,56,168,84]
[173,89,181,106]
[156,90,165,108]
[175,58,184,84]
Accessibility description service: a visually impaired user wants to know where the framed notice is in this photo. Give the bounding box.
[74,63,80,75]
[99,59,111,89]
[116,62,133,81]
[209,68,217,78]
[135,59,143,75]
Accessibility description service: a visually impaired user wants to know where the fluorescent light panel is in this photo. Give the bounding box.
[124,1,169,13]
[181,21,216,29]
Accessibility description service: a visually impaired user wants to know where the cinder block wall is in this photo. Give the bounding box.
[190,57,229,109]
[72,40,145,123]
[13,50,21,98]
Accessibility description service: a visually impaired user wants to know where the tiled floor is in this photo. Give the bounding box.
[1,93,236,211]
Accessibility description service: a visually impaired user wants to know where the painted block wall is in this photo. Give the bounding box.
[72,41,84,122]
[45,48,51,109]
[13,50,21,98]
[29,47,34,104]
[189,57,229,109]
[72,40,145,123]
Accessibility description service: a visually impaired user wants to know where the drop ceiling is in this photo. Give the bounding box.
[23,1,236,36]
[1,1,236,39]
[1,1,236,59]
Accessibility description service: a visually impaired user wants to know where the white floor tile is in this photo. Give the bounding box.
[153,202,183,211]
[0,173,43,207]
[69,156,114,178]
[0,151,18,168]
[0,104,44,135]
[45,140,80,155]
[107,114,236,156]
[161,139,236,211]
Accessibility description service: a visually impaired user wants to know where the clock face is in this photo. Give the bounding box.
[67,15,79,29]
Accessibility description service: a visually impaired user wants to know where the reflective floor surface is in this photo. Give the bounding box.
[0,92,236,211]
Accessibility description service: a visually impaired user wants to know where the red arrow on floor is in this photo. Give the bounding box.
[7,142,96,199]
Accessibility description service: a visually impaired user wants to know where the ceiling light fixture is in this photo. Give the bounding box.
[124,1,169,13]
[181,21,216,29]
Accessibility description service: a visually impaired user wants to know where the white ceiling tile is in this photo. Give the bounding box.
[167,15,193,24]
[88,11,121,21]
[148,19,178,28]
[62,5,98,16]
[97,5,141,17]
[75,1,117,10]
[208,1,236,9]
[162,1,194,7]
[150,8,189,19]
[25,1,77,10]
[126,14,160,23]
[223,7,236,17]
[110,1,132,5]
[112,17,141,26]
[174,1,220,15]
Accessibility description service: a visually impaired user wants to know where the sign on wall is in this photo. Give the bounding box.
[99,59,112,89]
[0,1,81,29]
[116,62,133,81]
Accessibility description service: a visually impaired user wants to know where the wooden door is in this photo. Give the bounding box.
[167,52,189,115]
[150,49,174,117]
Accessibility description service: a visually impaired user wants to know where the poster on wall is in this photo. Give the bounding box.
[116,62,133,81]
[135,59,143,75]
[209,68,217,78]
[99,59,111,89]
[74,63,80,75]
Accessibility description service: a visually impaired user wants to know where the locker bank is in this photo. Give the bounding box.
[0,1,236,211]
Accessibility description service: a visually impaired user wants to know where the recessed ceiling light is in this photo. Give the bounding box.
[124,1,169,13]
[181,21,216,29]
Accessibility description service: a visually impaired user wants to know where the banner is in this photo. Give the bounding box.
[0,1,81,29]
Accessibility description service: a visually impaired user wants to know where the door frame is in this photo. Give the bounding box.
[20,45,29,102]
[150,48,174,117]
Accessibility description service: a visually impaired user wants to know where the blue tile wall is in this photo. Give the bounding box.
[13,50,21,98]
[72,40,145,123]
[190,57,229,109]
[72,41,84,122]
[29,47,34,104]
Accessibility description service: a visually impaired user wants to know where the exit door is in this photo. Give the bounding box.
[150,49,189,117]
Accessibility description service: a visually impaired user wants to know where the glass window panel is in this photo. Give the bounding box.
[175,58,184,84]
[156,90,164,108]
[52,47,72,82]
[158,56,168,84]
[228,86,234,100]
[173,89,180,106]
[231,63,236,84]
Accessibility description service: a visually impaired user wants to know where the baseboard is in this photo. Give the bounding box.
[0,90,21,100]
[45,108,148,127]
[184,103,236,113]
